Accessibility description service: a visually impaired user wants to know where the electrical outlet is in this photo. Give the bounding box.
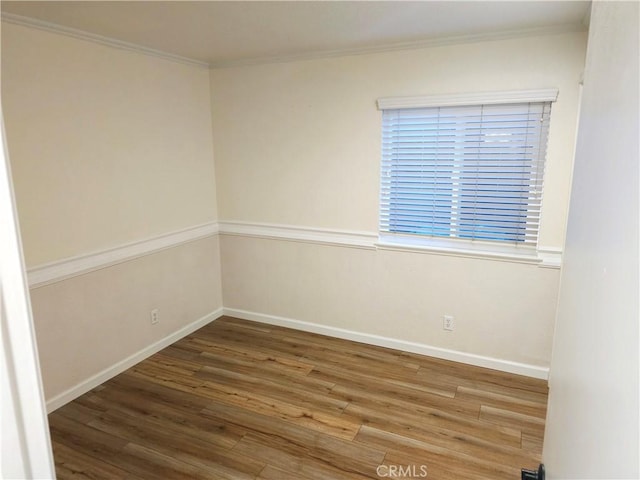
[443,315,454,331]
[151,309,159,325]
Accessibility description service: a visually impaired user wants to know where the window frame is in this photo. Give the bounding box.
[377,89,558,264]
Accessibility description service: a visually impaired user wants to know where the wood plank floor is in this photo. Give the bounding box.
[49,316,548,479]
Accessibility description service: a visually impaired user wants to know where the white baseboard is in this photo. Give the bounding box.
[223,307,549,380]
[46,305,548,413]
[46,308,224,412]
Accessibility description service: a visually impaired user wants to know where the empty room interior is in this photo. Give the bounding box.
[1,1,638,479]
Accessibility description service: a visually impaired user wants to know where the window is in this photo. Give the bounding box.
[378,90,556,254]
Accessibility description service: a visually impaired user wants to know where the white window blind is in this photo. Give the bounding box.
[380,100,552,246]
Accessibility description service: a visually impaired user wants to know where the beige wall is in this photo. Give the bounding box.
[212,32,587,370]
[221,235,561,367]
[30,236,222,401]
[2,20,588,403]
[2,23,223,402]
[211,32,587,248]
[2,23,218,266]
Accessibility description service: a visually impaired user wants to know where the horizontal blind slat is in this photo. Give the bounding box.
[380,101,551,245]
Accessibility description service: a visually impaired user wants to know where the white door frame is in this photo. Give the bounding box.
[0,110,55,478]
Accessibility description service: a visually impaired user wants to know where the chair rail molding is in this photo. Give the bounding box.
[28,222,219,288]
[218,221,562,267]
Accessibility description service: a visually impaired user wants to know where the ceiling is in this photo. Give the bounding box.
[1,1,591,67]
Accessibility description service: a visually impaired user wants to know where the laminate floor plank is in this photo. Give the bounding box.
[196,381,361,440]
[479,405,547,437]
[522,431,545,451]
[50,415,207,480]
[354,425,522,480]
[417,369,550,405]
[200,400,386,465]
[199,324,422,375]
[77,386,244,450]
[49,316,547,478]
[305,356,454,399]
[106,371,214,412]
[381,449,491,480]
[271,334,422,378]
[86,408,263,478]
[194,364,349,415]
[455,385,548,418]
[232,434,378,480]
[241,428,385,476]
[417,361,548,394]
[52,441,144,480]
[313,368,474,416]
[345,406,537,469]
[198,347,314,378]
[53,398,109,426]
[257,464,315,480]
[336,390,522,448]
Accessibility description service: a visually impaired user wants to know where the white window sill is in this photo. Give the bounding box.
[376,234,561,268]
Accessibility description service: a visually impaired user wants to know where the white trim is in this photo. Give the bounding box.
[210,24,585,68]
[1,108,55,477]
[1,13,209,69]
[219,221,562,268]
[223,308,549,380]
[46,308,224,412]
[24,221,562,290]
[219,221,377,250]
[377,235,562,269]
[28,222,219,289]
[0,12,584,71]
[378,88,559,110]
[537,247,563,269]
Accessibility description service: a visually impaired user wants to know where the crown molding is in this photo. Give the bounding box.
[0,12,209,69]
[208,23,587,69]
[2,12,586,71]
